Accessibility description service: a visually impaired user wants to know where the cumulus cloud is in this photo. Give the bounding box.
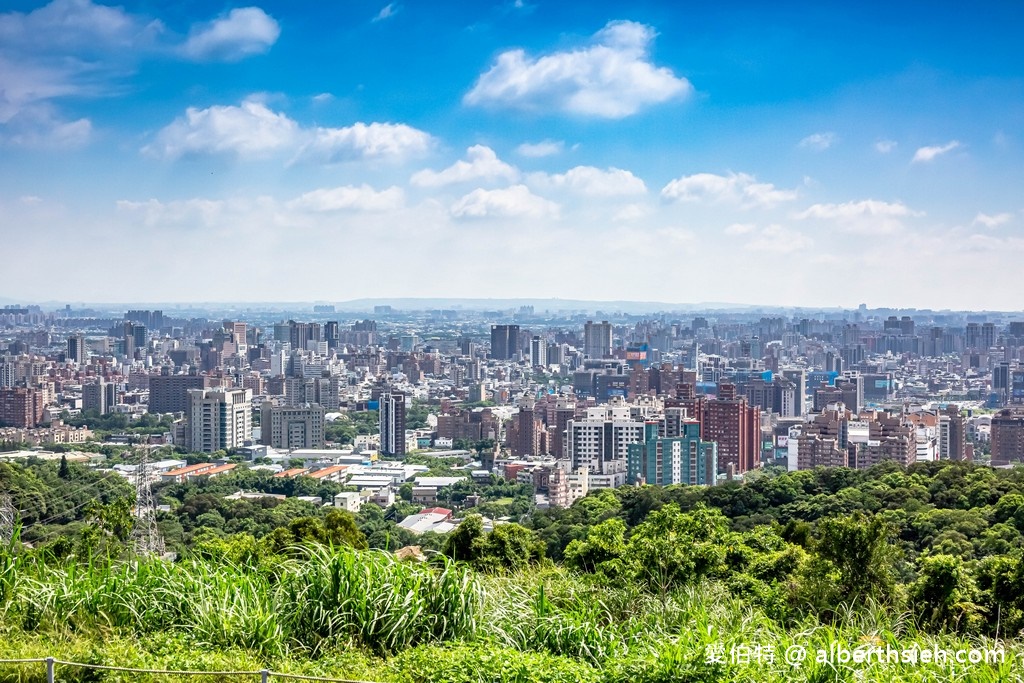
[661,172,797,208]
[299,121,433,163]
[795,199,923,234]
[529,166,647,196]
[516,140,564,157]
[411,145,519,187]
[450,185,559,219]
[875,139,897,154]
[798,132,837,151]
[912,140,960,163]
[144,99,298,159]
[464,20,691,118]
[180,7,279,61]
[287,184,404,212]
[972,212,1013,228]
[145,98,432,162]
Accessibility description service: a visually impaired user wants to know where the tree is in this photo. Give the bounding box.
[803,511,901,613]
[911,554,981,633]
[58,455,69,479]
[563,517,626,579]
[623,503,729,595]
[472,522,545,573]
[443,515,484,563]
[323,509,368,550]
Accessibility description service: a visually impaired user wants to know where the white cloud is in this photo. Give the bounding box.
[373,3,398,22]
[0,2,279,146]
[300,121,432,163]
[972,212,1013,228]
[874,139,897,154]
[451,185,559,219]
[116,197,230,229]
[798,132,837,151]
[744,224,812,254]
[287,184,404,212]
[796,199,923,234]
[0,100,91,148]
[144,99,298,159]
[180,7,279,61]
[516,140,564,157]
[312,93,334,103]
[912,140,960,163]
[661,172,797,208]
[411,145,518,187]
[724,223,756,235]
[145,98,432,162]
[0,0,163,52]
[612,203,651,222]
[464,20,691,118]
[529,166,647,196]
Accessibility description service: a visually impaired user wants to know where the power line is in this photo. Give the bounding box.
[18,471,125,531]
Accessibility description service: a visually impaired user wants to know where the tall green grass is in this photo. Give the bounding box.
[0,548,1021,682]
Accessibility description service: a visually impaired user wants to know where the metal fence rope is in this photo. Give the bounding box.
[0,657,376,683]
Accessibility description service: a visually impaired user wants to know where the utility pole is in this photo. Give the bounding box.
[0,493,14,546]
[130,448,164,557]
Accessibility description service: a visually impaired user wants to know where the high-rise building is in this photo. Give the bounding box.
[530,336,547,367]
[379,390,407,457]
[583,320,613,358]
[261,400,325,450]
[1012,370,1024,406]
[566,404,643,486]
[324,321,340,349]
[508,396,543,456]
[288,321,322,352]
[628,419,717,486]
[938,406,966,461]
[991,409,1024,465]
[149,372,210,414]
[67,335,87,364]
[82,378,109,415]
[186,388,252,453]
[490,325,520,360]
[702,383,761,474]
[122,321,146,359]
[0,387,42,428]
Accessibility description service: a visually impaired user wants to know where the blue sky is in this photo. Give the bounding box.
[1,0,1022,308]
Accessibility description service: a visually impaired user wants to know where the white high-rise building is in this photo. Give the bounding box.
[566,403,643,487]
[187,388,252,453]
[530,336,547,367]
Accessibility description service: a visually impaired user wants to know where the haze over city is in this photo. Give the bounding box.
[1,1,1022,307]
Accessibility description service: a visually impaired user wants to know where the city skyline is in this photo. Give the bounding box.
[1,1,1022,308]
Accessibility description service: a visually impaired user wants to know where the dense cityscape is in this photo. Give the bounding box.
[3,0,1024,680]
[3,302,1023,487]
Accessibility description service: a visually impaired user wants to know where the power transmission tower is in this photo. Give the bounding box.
[0,493,14,546]
[130,449,164,557]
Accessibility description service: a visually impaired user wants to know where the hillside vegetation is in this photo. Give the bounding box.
[2,459,1024,681]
